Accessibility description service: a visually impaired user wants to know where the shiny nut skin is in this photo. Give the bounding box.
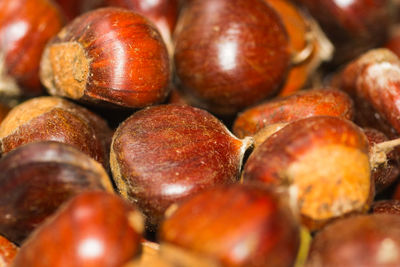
[160,183,300,267]
[110,104,250,228]
[40,7,170,108]
[103,0,178,54]
[0,0,64,95]
[307,214,400,267]
[243,116,372,230]
[233,88,354,138]
[0,96,112,168]
[0,141,113,245]
[174,0,290,115]
[12,191,144,267]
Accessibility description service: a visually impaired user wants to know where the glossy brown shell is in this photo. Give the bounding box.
[174,0,290,115]
[110,104,249,227]
[0,0,64,95]
[160,183,300,267]
[12,191,143,267]
[0,141,113,245]
[233,88,354,138]
[40,7,170,108]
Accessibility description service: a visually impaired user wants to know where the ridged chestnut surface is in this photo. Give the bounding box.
[159,183,300,267]
[371,200,400,215]
[0,96,112,168]
[103,0,178,55]
[40,7,170,108]
[295,0,392,65]
[0,0,64,96]
[110,104,251,228]
[307,214,400,267]
[12,191,144,267]
[233,88,354,138]
[174,0,290,115]
[0,141,113,245]
[243,116,372,230]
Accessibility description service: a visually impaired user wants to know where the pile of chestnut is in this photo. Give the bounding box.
[2,0,400,266]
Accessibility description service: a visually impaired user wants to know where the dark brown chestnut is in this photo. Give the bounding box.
[0,141,113,244]
[306,214,400,267]
[233,88,354,138]
[159,183,300,267]
[0,0,64,97]
[174,0,290,115]
[242,116,372,230]
[0,96,112,168]
[40,7,170,109]
[11,191,144,267]
[110,104,252,228]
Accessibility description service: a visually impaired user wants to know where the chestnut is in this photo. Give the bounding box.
[0,0,64,96]
[233,88,354,138]
[242,116,372,230]
[0,141,113,244]
[0,235,18,266]
[335,49,400,138]
[306,214,400,267]
[174,0,290,115]
[40,7,170,109]
[159,183,300,267]
[110,104,252,229]
[0,96,112,168]
[102,0,179,56]
[11,191,144,267]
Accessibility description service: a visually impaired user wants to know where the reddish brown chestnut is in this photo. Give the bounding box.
[306,214,400,267]
[0,96,112,168]
[40,7,170,108]
[174,0,290,115]
[0,235,18,266]
[102,0,179,56]
[110,104,252,228]
[335,49,400,138]
[0,141,113,245]
[233,88,354,138]
[243,116,372,230]
[11,191,144,267]
[0,0,64,96]
[159,183,300,267]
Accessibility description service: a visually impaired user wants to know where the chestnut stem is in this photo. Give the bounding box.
[370,137,400,169]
